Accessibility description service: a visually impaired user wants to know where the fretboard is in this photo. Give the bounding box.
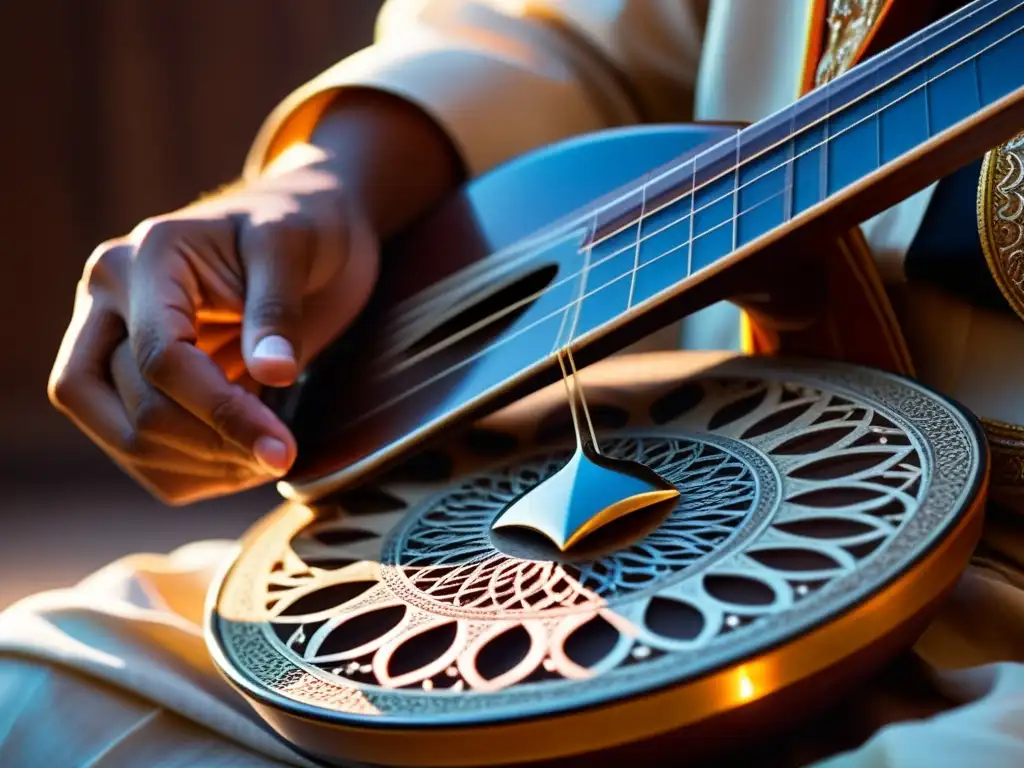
[559,0,1024,350]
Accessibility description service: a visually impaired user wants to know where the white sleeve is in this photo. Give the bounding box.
[243,0,707,180]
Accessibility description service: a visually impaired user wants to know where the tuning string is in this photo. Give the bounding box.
[556,347,600,454]
[369,183,791,418]
[349,17,1021,426]
[550,217,595,354]
[389,9,1021,379]
[626,181,648,311]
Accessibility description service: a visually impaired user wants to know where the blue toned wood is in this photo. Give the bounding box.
[767,0,1024,224]
[877,65,930,163]
[375,124,736,307]
[283,125,737,493]
[735,138,791,248]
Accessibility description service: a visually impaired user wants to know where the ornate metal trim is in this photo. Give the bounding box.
[206,355,986,768]
[815,0,890,87]
[978,132,1024,323]
[981,417,1024,507]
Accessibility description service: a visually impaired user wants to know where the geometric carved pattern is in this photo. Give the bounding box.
[815,0,888,87]
[211,357,980,729]
[396,436,757,611]
[977,132,1024,508]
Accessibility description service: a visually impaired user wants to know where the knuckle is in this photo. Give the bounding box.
[82,239,129,291]
[47,371,74,411]
[133,329,173,383]
[208,390,252,438]
[132,395,167,435]
[249,295,301,331]
[133,216,192,256]
[244,214,314,259]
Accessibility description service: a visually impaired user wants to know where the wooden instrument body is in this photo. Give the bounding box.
[381,124,739,305]
[211,351,988,767]
[212,6,1024,764]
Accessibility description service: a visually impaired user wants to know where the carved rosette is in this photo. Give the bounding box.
[209,357,983,733]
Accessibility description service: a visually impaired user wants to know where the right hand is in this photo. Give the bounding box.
[48,145,380,505]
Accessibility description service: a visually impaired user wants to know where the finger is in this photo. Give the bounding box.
[293,198,380,369]
[47,305,219,478]
[49,254,232,478]
[110,341,255,467]
[49,240,132,415]
[82,239,133,314]
[133,336,295,476]
[239,219,313,388]
[128,219,296,476]
[48,286,133,444]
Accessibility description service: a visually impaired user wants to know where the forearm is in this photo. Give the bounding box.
[308,89,466,239]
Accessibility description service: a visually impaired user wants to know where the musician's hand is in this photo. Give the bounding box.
[47,144,380,504]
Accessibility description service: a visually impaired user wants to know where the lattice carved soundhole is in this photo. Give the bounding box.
[244,374,935,704]
[392,436,758,614]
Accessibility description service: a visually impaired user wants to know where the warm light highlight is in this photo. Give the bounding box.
[737,670,755,702]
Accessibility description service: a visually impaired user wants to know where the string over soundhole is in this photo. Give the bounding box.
[491,348,678,551]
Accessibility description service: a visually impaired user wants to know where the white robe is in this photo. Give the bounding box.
[4,2,1024,765]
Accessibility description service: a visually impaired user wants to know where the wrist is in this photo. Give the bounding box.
[306,89,465,238]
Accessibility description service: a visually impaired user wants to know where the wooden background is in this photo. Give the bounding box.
[0,0,381,605]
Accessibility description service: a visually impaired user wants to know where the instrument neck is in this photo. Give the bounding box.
[559,0,1024,353]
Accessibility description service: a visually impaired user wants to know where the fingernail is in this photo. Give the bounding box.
[253,335,295,364]
[254,436,291,476]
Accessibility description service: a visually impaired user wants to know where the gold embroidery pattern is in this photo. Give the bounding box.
[815,0,887,86]
[978,133,1024,323]
[982,418,1024,510]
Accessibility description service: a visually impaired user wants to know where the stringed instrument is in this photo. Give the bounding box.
[206,2,1024,764]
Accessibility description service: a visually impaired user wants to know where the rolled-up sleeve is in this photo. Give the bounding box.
[243,0,706,181]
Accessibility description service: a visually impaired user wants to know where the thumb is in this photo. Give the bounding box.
[240,221,312,388]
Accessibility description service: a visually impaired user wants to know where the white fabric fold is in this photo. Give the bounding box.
[0,522,1023,766]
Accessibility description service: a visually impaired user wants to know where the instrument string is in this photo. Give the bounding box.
[557,347,600,453]
[582,0,1007,255]
[626,180,647,311]
[387,7,1022,380]
[350,12,1022,427]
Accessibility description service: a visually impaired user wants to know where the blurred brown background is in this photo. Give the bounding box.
[0,0,381,606]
